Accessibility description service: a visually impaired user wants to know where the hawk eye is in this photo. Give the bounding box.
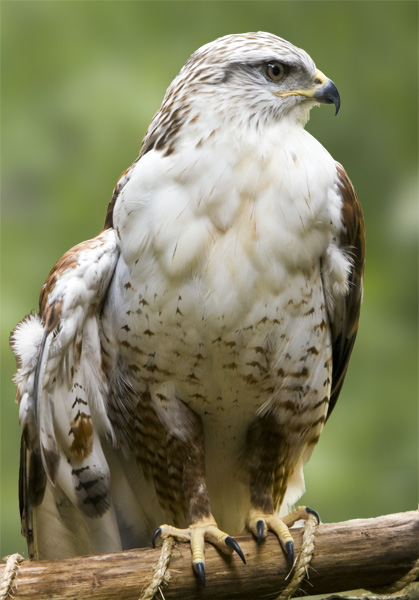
[266,61,286,82]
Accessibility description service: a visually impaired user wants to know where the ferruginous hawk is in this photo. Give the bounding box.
[11,32,364,584]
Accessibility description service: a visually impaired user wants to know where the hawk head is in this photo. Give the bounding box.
[142,32,340,156]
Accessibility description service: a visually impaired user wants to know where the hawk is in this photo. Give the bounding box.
[11,32,364,583]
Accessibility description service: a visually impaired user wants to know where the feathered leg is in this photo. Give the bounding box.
[152,402,245,586]
[244,413,319,569]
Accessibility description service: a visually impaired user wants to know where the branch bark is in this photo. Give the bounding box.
[1,511,418,600]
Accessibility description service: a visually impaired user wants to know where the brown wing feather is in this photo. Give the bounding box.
[326,162,365,420]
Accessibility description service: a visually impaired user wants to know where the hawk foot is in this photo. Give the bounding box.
[152,516,246,586]
[247,505,320,569]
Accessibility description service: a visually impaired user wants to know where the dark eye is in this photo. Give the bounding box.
[266,61,286,82]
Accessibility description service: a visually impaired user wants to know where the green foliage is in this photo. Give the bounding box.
[1,1,417,558]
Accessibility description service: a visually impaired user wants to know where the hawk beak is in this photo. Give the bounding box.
[313,71,341,115]
[274,69,341,116]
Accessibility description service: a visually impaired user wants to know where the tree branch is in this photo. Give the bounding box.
[1,511,418,600]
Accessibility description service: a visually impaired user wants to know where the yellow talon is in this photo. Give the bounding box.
[153,515,246,585]
[246,505,320,569]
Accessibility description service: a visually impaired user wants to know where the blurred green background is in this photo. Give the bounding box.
[1,1,417,559]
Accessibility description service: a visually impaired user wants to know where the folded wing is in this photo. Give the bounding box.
[324,163,365,419]
[12,229,121,558]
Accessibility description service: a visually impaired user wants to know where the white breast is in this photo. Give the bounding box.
[106,119,344,532]
[114,118,341,314]
[109,123,337,417]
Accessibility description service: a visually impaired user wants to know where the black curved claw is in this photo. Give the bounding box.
[305,507,321,524]
[151,527,162,548]
[285,540,294,570]
[256,520,265,547]
[225,536,246,564]
[194,561,206,586]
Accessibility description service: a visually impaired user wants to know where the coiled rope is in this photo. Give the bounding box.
[276,512,319,599]
[0,554,24,600]
[138,537,175,600]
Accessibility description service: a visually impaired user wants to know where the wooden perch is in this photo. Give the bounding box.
[1,511,418,600]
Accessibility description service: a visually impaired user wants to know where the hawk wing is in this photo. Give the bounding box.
[325,163,365,419]
[12,228,120,558]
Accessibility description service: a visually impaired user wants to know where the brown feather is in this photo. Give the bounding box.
[39,236,113,331]
[326,163,365,420]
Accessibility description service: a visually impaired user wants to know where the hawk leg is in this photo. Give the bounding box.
[244,413,320,568]
[151,402,245,586]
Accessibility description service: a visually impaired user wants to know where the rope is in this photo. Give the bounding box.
[367,555,419,596]
[0,554,24,600]
[138,538,175,600]
[274,514,419,600]
[276,513,319,599]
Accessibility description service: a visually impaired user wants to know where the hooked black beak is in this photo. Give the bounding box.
[314,79,341,115]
